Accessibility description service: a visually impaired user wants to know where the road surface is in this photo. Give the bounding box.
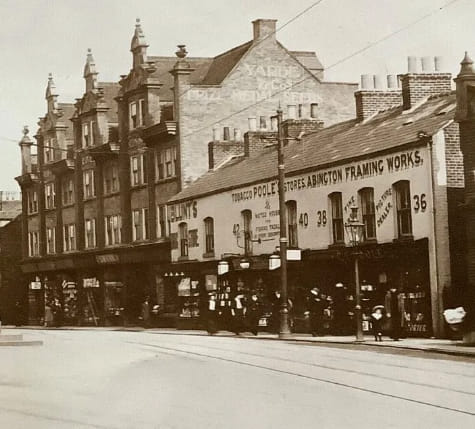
[0,329,474,428]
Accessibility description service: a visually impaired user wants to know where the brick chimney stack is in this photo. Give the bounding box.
[454,51,475,343]
[400,56,452,110]
[354,74,402,121]
[252,19,277,42]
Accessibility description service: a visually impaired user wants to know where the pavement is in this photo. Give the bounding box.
[4,325,475,357]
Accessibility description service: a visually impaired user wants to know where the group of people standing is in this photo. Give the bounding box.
[205,288,267,335]
[306,283,406,340]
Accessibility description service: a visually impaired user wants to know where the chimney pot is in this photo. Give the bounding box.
[374,74,385,90]
[361,74,374,90]
[421,56,434,72]
[310,103,318,119]
[408,56,420,73]
[248,117,257,132]
[288,105,297,119]
[213,128,220,141]
[259,116,267,129]
[223,127,230,141]
[387,74,398,89]
[234,128,242,141]
[434,56,445,72]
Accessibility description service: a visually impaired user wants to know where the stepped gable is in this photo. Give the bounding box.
[169,93,455,203]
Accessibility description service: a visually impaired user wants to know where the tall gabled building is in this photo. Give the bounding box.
[15,18,358,326]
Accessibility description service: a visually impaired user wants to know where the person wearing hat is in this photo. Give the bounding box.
[307,287,325,337]
[206,291,219,335]
[332,282,348,335]
[245,291,262,336]
[371,305,385,341]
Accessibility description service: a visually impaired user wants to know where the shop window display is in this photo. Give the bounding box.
[178,277,200,318]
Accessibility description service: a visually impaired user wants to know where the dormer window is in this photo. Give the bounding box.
[129,99,145,129]
[44,139,54,163]
[82,121,95,148]
[83,169,96,199]
[45,182,56,209]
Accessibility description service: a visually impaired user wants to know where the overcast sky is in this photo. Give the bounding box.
[0,0,473,192]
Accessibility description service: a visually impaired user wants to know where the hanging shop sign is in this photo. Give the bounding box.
[62,281,77,289]
[83,278,100,288]
[29,281,41,290]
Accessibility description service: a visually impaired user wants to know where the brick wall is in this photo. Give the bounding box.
[208,141,243,169]
[444,122,464,188]
[178,37,357,187]
[355,91,401,121]
[283,119,325,139]
[401,74,452,110]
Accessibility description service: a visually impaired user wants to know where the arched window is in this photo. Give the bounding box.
[286,200,298,248]
[204,217,214,254]
[241,209,252,255]
[393,180,412,237]
[359,187,376,240]
[179,222,188,257]
[329,192,344,243]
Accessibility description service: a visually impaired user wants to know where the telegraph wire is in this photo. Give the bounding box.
[0,0,462,156]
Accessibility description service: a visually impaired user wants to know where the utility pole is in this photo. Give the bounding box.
[277,107,291,338]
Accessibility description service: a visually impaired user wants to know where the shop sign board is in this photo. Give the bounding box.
[96,254,119,264]
[83,278,100,288]
[177,277,191,296]
[29,281,41,290]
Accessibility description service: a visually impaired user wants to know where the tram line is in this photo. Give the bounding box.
[128,339,475,417]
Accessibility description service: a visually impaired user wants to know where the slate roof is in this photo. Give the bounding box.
[201,41,253,85]
[98,82,120,122]
[169,92,456,203]
[148,56,214,101]
[58,103,75,140]
[148,41,324,99]
[0,200,22,221]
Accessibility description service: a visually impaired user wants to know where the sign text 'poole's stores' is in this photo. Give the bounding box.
[231,150,423,203]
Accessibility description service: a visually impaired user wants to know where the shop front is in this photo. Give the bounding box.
[301,238,432,337]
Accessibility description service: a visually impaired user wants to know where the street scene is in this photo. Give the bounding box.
[2,0,475,427]
[0,329,474,428]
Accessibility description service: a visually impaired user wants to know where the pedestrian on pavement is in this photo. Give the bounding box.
[15,301,23,326]
[141,297,151,328]
[246,291,262,336]
[385,286,404,341]
[371,305,385,341]
[269,290,281,333]
[206,292,218,335]
[52,298,62,327]
[44,301,54,327]
[307,287,325,337]
[231,290,246,335]
[332,282,348,335]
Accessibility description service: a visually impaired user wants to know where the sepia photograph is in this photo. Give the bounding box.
[0,0,474,427]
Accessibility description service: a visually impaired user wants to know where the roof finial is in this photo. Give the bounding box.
[131,17,148,51]
[22,125,29,137]
[175,45,188,59]
[459,51,475,76]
